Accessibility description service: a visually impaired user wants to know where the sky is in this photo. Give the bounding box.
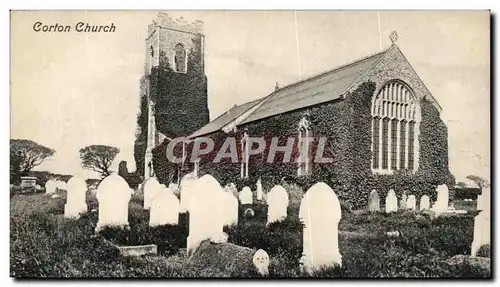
[10,11,490,182]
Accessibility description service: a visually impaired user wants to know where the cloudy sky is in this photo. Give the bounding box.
[10,11,490,181]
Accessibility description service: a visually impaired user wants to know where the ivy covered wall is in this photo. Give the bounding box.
[193,81,454,210]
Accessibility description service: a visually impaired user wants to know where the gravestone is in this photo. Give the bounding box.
[179,173,197,213]
[143,177,161,210]
[399,193,408,210]
[266,185,289,224]
[407,195,417,210]
[244,208,255,217]
[256,178,264,201]
[299,182,342,274]
[368,189,380,212]
[472,187,491,257]
[149,186,179,227]
[433,184,449,215]
[419,195,430,210]
[187,174,227,256]
[239,186,253,205]
[226,183,239,198]
[385,189,398,213]
[64,177,88,219]
[222,190,238,227]
[253,249,270,276]
[168,182,180,197]
[96,174,131,232]
[45,179,57,195]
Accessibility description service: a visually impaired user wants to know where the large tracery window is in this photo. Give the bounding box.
[371,81,420,173]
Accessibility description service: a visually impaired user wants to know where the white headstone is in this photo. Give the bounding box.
[253,249,270,276]
[143,177,161,210]
[64,177,88,219]
[299,182,342,273]
[385,189,398,213]
[266,185,289,224]
[433,184,449,215]
[45,179,57,195]
[407,195,417,210]
[419,195,430,210]
[226,183,239,198]
[472,187,491,257]
[187,174,227,256]
[222,191,239,227]
[256,178,264,201]
[399,193,408,210]
[179,173,197,213]
[368,189,380,212]
[96,174,131,231]
[239,186,253,205]
[168,182,180,197]
[149,186,179,227]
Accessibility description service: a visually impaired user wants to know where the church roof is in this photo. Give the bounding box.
[189,47,389,138]
[189,98,262,138]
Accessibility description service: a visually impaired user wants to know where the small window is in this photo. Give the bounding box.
[174,43,187,73]
[240,130,249,179]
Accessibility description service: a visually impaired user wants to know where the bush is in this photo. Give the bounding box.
[477,245,490,258]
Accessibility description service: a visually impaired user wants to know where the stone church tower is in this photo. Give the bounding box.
[139,13,209,180]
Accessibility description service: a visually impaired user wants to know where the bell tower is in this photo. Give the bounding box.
[140,13,209,180]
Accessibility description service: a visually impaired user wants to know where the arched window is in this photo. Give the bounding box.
[371,81,420,173]
[174,43,187,73]
[297,116,312,177]
[240,129,249,179]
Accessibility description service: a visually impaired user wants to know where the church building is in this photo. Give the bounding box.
[136,13,454,209]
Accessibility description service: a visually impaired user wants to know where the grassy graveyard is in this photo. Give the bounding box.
[10,187,490,278]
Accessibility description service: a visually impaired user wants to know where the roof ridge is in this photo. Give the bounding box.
[273,48,390,94]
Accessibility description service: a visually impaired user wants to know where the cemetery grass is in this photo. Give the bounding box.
[10,191,490,278]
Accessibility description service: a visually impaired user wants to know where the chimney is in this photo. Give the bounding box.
[275,82,280,90]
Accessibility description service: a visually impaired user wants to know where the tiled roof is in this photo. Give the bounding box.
[189,48,388,138]
[189,98,261,138]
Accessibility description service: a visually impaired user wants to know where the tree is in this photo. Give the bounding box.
[79,145,120,178]
[10,139,55,183]
[456,181,467,188]
[466,175,490,189]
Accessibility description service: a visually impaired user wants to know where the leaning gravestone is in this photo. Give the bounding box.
[256,178,264,201]
[222,190,239,227]
[187,174,227,257]
[299,182,342,274]
[368,189,380,212]
[407,195,417,210]
[179,173,197,213]
[385,189,398,213]
[149,186,179,227]
[419,195,430,210]
[96,174,131,232]
[64,177,88,219]
[45,179,57,195]
[433,184,449,215]
[266,185,289,225]
[143,177,161,210]
[472,187,491,257]
[239,186,253,205]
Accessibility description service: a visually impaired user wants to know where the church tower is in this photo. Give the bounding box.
[139,13,209,180]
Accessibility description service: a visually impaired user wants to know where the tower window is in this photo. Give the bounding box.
[174,43,187,73]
